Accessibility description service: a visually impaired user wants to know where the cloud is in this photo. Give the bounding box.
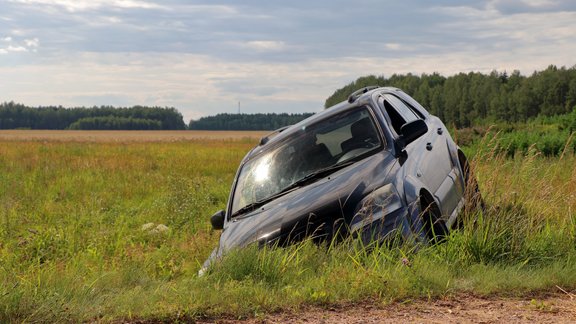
[1,0,575,120]
[242,41,286,51]
[24,38,39,48]
[6,45,27,52]
[384,43,401,51]
[213,79,288,97]
[0,34,40,55]
[69,93,133,107]
[3,45,573,120]
[8,0,167,12]
[489,0,576,14]
[427,2,576,59]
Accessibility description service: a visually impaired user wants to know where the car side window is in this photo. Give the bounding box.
[380,94,421,135]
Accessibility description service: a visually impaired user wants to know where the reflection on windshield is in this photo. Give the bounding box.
[253,155,272,182]
[231,107,382,215]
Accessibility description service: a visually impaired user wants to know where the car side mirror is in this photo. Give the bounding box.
[401,119,428,145]
[210,210,225,230]
[397,119,428,152]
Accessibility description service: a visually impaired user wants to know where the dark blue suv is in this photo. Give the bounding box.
[201,86,478,274]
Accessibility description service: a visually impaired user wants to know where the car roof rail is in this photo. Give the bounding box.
[347,86,380,103]
[259,125,290,146]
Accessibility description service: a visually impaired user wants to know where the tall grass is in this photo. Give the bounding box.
[0,136,575,322]
[0,139,251,321]
[454,115,576,157]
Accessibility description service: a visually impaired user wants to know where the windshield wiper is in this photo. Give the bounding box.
[230,186,301,219]
[230,202,265,219]
[288,160,355,189]
[231,161,355,219]
[256,161,355,205]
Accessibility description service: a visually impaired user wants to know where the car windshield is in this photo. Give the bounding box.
[231,107,382,216]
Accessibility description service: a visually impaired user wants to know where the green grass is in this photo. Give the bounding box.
[454,109,576,157]
[1,136,575,322]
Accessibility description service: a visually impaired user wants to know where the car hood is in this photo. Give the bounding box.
[216,151,398,254]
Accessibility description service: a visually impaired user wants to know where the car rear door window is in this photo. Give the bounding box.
[380,94,421,135]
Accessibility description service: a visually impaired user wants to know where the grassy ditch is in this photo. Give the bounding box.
[0,135,575,322]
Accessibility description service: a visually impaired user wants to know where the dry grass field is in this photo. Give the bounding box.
[0,130,269,142]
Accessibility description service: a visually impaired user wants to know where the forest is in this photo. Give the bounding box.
[188,112,314,130]
[0,103,186,130]
[0,102,312,131]
[325,65,576,128]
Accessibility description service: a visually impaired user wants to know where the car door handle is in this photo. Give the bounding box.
[426,143,433,151]
[437,128,443,135]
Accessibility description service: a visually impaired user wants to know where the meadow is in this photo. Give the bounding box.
[0,130,575,322]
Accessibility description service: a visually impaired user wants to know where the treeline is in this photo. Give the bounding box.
[0,102,186,130]
[325,65,576,128]
[68,117,163,130]
[188,113,314,130]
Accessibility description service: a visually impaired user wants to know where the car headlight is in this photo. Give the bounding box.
[350,184,403,233]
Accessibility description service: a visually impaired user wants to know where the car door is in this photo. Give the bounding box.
[379,94,458,217]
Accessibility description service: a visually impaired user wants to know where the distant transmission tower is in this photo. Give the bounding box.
[238,101,241,114]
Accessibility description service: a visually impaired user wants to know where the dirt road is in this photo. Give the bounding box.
[204,293,576,324]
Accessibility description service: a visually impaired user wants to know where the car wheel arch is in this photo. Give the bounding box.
[457,148,484,215]
[417,189,448,243]
[457,149,470,183]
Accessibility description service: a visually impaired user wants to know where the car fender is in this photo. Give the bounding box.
[403,174,425,207]
[402,174,434,230]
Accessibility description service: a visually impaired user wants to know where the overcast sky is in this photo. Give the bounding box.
[1,0,575,122]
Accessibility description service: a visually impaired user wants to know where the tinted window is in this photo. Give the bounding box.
[381,94,421,135]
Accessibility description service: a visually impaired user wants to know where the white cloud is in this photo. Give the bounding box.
[2,45,574,121]
[525,0,557,7]
[1,0,576,120]
[6,45,27,52]
[0,36,39,55]
[9,0,166,12]
[434,3,576,53]
[487,0,576,14]
[242,41,286,51]
[180,5,238,15]
[24,38,39,48]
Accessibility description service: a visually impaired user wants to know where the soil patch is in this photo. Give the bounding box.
[202,293,576,324]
